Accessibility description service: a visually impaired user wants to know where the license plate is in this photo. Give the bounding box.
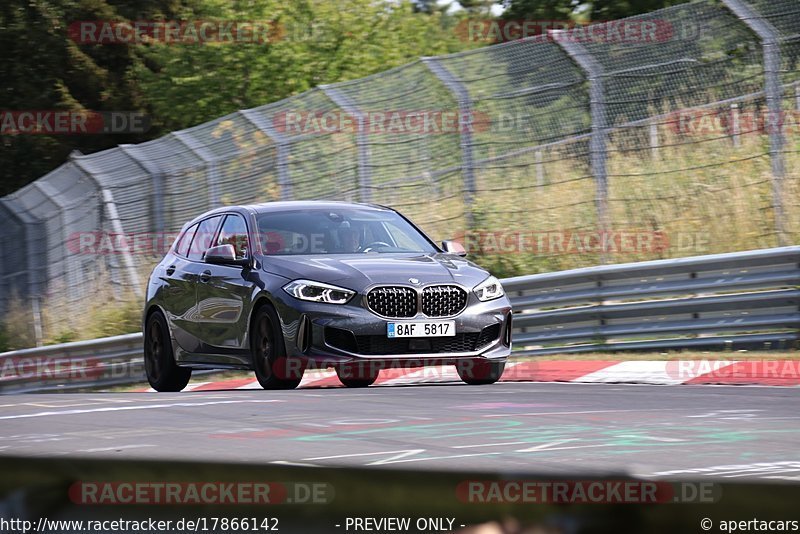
[387,321,455,338]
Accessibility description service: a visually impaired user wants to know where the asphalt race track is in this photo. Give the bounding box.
[0,382,798,480]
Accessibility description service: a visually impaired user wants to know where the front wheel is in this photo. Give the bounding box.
[144,311,192,392]
[251,305,304,390]
[456,359,505,385]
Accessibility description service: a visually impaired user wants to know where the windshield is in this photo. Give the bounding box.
[256,208,438,255]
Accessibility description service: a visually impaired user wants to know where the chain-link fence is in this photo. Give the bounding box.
[2,0,799,346]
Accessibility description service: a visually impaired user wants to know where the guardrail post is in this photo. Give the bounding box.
[320,86,372,203]
[172,131,222,208]
[422,57,477,228]
[722,0,786,246]
[238,110,293,201]
[552,34,610,262]
[119,145,166,234]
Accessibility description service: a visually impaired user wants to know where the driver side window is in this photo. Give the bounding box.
[187,216,223,261]
[215,214,250,260]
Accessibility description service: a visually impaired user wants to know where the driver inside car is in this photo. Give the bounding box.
[338,225,361,253]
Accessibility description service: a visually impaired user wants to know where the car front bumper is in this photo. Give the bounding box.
[274,294,512,367]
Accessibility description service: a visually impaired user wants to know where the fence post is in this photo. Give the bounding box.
[650,122,660,159]
[553,33,610,261]
[102,189,143,299]
[795,82,800,111]
[731,103,741,146]
[422,57,476,227]
[172,131,221,208]
[320,85,372,203]
[0,198,44,346]
[722,0,786,246]
[238,110,293,201]
[119,145,166,234]
[535,149,545,186]
[70,153,144,300]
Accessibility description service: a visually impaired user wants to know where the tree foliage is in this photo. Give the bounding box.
[0,0,474,195]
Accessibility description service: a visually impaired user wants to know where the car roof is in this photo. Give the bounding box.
[244,200,392,214]
[182,201,393,228]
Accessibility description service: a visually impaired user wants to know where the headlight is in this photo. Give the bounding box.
[473,275,505,302]
[283,279,355,304]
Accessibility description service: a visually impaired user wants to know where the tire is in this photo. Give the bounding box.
[456,359,505,385]
[144,311,192,392]
[251,304,304,390]
[336,364,379,388]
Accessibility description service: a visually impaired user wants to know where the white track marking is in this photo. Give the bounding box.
[77,444,157,453]
[270,460,321,467]
[304,449,426,462]
[514,439,580,452]
[0,399,284,420]
[516,443,617,453]
[452,441,530,449]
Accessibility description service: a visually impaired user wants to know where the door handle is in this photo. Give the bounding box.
[200,270,212,283]
[166,265,176,276]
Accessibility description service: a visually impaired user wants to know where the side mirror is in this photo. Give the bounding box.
[441,240,467,257]
[205,244,249,266]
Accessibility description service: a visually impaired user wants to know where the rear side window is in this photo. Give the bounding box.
[187,216,223,261]
[175,223,198,257]
[215,214,250,260]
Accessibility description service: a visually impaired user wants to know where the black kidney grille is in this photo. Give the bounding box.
[366,286,417,318]
[421,285,468,317]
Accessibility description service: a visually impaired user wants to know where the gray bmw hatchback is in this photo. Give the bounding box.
[143,201,512,391]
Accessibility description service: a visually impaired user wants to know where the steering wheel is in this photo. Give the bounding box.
[361,241,391,253]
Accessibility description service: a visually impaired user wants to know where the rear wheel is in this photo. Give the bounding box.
[456,359,505,385]
[144,311,191,392]
[251,304,304,390]
[336,364,379,388]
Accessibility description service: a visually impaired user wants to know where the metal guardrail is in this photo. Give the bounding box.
[1,246,798,392]
[505,246,800,355]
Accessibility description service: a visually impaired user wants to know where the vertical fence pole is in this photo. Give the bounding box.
[119,145,166,234]
[0,198,44,346]
[535,149,545,186]
[722,0,786,246]
[731,103,741,146]
[320,86,372,203]
[650,122,660,159]
[553,33,610,261]
[101,189,143,299]
[71,153,144,300]
[795,82,800,111]
[422,57,476,228]
[172,131,222,208]
[238,110,293,201]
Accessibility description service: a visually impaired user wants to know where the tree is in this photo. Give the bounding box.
[0,0,194,196]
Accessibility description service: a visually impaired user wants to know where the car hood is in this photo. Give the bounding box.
[261,253,492,290]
